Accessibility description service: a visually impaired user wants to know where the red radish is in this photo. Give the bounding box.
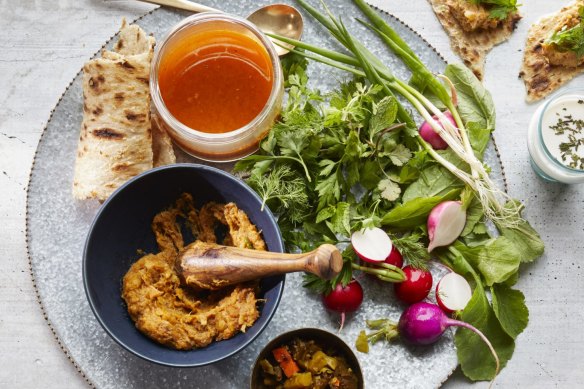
[323,279,364,331]
[427,200,467,252]
[351,227,392,263]
[398,302,500,380]
[436,272,472,313]
[394,266,433,304]
[385,246,403,268]
[419,111,456,150]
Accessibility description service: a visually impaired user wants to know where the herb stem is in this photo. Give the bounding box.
[351,263,406,282]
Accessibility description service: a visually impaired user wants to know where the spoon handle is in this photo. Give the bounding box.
[137,0,220,13]
[178,241,343,290]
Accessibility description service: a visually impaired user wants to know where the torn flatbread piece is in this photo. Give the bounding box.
[520,1,584,102]
[152,113,176,167]
[73,20,156,201]
[428,0,521,80]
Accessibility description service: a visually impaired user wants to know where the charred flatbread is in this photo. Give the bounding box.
[73,20,174,201]
[428,0,521,80]
[520,1,584,102]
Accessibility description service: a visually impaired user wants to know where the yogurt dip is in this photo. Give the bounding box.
[527,89,584,183]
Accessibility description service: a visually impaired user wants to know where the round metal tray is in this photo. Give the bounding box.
[27,1,507,388]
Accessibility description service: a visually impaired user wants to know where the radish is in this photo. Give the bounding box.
[436,272,472,313]
[399,302,500,381]
[427,200,467,252]
[393,265,433,304]
[323,279,364,331]
[419,111,456,150]
[351,227,392,263]
[385,246,404,268]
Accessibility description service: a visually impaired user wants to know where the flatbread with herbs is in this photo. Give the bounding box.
[520,1,584,102]
[428,0,521,80]
[73,20,162,201]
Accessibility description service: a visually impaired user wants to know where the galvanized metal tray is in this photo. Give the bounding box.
[27,1,507,387]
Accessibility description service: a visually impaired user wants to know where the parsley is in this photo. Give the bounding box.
[545,6,584,58]
[468,0,520,20]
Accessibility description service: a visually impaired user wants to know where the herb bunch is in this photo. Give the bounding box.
[236,55,421,292]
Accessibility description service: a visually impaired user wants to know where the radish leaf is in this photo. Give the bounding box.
[402,164,462,202]
[382,189,461,228]
[496,218,545,263]
[461,197,484,236]
[491,284,529,339]
[444,64,496,130]
[467,122,492,159]
[455,280,515,380]
[454,238,521,286]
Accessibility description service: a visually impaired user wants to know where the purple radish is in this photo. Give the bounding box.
[427,200,466,252]
[436,272,472,313]
[351,227,392,263]
[323,279,364,332]
[419,111,457,150]
[399,302,500,377]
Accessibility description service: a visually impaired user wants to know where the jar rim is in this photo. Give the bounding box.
[537,87,584,175]
[150,12,283,143]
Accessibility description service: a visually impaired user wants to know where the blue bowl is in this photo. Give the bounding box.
[83,164,285,367]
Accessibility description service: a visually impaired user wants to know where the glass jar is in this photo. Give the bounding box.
[150,13,284,162]
[527,88,584,184]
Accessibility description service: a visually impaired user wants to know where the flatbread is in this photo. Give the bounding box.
[520,1,584,102]
[72,20,156,201]
[152,113,176,167]
[428,0,521,80]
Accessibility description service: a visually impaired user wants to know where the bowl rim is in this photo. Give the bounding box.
[249,327,364,388]
[82,163,286,367]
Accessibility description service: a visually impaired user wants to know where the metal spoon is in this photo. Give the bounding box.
[138,0,303,56]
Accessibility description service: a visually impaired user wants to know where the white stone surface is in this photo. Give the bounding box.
[0,0,582,388]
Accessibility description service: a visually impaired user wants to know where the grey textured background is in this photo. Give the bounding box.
[1,0,583,388]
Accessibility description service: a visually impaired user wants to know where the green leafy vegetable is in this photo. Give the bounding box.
[491,284,529,339]
[545,6,584,58]
[454,238,521,286]
[468,0,520,20]
[444,64,496,131]
[381,189,461,228]
[455,277,515,380]
[402,164,463,202]
[495,201,545,263]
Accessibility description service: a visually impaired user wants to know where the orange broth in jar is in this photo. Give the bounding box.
[158,28,274,134]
